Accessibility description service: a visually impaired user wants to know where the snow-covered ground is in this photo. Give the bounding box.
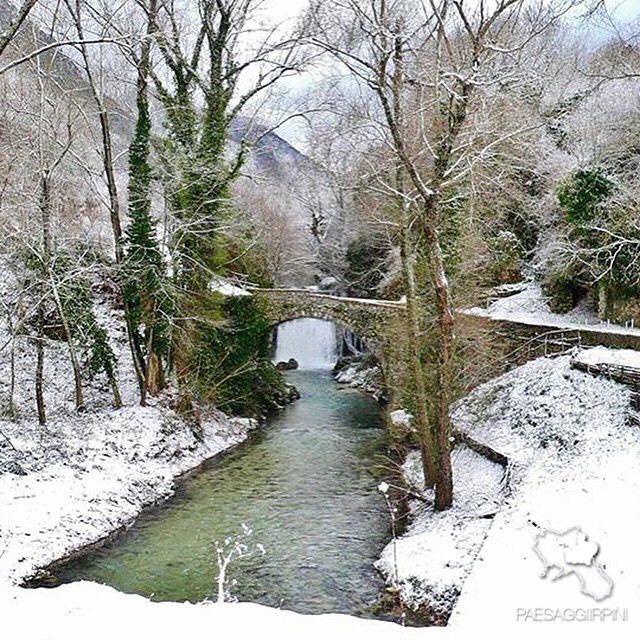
[465,281,640,336]
[376,446,506,619]
[450,444,640,628]
[377,353,640,629]
[4,352,640,636]
[449,355,640,628]
[0,264,260,586]
[3,581,437,640]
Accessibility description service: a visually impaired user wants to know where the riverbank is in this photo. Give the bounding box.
[376,353,640,627]
[334,355,386,402]
[0,368,421,639]
[0,274,278,586]
[0,401,256,586]
[375,445,506,622]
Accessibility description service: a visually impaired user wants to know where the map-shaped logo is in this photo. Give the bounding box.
[533,527,614,601]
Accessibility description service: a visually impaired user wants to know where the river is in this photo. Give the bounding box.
[52,320,393,619]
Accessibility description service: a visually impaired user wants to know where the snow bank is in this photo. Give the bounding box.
[0,405,255,585]
[448,355,640,628]
[376,446,506,618]
[574,346,640,369]
[2,581,437,640]
[450,355,630,464]
[0,260,257,585]
[450,445,640,629]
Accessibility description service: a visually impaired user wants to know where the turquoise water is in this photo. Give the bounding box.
[53,370,392,618]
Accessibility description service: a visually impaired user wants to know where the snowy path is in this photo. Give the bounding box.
[463,281,640,339]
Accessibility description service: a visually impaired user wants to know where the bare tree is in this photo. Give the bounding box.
[0,0,40,58]
[63,0,152,404]
[308,0,584,509]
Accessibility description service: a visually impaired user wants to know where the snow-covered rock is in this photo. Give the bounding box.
[335,363,384,399]
[389,409,413,430]
[318,276,339,290]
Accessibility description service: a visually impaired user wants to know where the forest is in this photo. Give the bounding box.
[1,0,639,635]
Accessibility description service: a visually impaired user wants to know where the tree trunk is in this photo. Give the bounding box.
[391,28,437,488]
[49,271,85,413]
[0,0,39,58]
[98,98,148,406]
[399,219,438,488]
[6,298,20,419]
[129,1,165,398]
[424,217,454,511]
[35,174,48,425]
[9,332,16,417]
[35,301,46,425]
[109,374,122,409]
[40,171,85,413]
[173,317,196,417]
[145,323,165,395]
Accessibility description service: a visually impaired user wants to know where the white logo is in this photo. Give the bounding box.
[532,526,613,601]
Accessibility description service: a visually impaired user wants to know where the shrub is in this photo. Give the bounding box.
[557,168,614,228]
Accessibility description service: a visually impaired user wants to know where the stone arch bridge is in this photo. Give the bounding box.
[250,287,640,404]
[250,288,407,357]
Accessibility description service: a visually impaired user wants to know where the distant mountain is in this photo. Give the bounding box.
[1,3,336,286]
[228,117,339,286]
[0,2,84,82]
[228,117,313,179]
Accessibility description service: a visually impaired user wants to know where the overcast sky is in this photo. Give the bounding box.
[262,0,638,31]
[608,0,639,21]
[262,0,639,149]
[263,0,309,23]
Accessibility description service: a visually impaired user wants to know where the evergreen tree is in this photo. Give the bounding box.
[123,0,170,397]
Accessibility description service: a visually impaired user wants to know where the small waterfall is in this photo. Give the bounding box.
[339,328,367,357]
[273,319,339,369]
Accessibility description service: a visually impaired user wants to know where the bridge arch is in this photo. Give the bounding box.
[251,288,406,360]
